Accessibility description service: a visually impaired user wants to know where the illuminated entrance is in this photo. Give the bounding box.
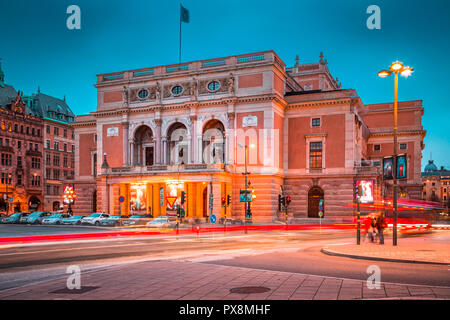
[112,179,228,220]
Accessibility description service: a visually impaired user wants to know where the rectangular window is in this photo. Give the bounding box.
[54,141,59,150]
[374,144,381,151]
[1,173,12,185]
[311,118,321,127]
[46,140,50,149]
[64,128,67,138]
[400,143,407,150]
[46,184,51,195]
[46,168,51,179]
[72,144,75,153]
[17,141,21,150]
[34,144,38,151]
[17,156,22,168]
[64,143,67,152]
[53,154,60,166]
[53,169,60,180]
[309,142,323,169]
[17,175,22,186]
[1,153,12,166]
[47,125,50,134]
[63,155,68,168]
[54,127,59,136]
[37,129,41,137]
[31,157,41,169]
[46,153,51,165]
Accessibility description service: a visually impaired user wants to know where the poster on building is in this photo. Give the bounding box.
[383,156,394,180]
[396,154,407,179]
[130,184,146,213]
[355,180,374,204]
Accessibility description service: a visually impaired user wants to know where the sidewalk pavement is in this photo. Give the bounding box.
[0,259,449,300]
[322,236,450,265]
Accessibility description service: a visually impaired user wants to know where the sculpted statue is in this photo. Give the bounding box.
[227,75,235,94]
[155,82,161,100]
[122,86,128,103]
[192,79,198,99]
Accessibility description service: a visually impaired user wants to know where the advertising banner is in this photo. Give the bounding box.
[396,154,407,179]
[355,180,375,204]
[383,157,394,180]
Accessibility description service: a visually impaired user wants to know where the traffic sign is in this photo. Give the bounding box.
[239,190,252,202]
[166,196,177,208]
[210,214,216,224]
[318,211,324,218]
[118,195,125,203]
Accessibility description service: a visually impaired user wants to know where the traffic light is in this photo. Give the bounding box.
[278,194,285,211]
[227,194,231,206]
[221,196,226,206]
[181,191,186,205]
[286,196,292,205]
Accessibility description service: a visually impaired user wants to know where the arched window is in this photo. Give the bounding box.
[202,119,225,164]
[167,122,188,165]
[133,125,154,166]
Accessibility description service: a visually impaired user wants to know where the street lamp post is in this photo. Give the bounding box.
[238,142,255,231]
[378,61,413,246]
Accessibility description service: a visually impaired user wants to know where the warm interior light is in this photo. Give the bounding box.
[249,143,256,149]
[377,70,391,78]
[390,61,404,71]
[400,67,413,78]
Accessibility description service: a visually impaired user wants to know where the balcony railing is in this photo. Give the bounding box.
[107,163,225,175]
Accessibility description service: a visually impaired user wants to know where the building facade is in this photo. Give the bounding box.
[422,160,450,206]
[73,51,426,221]
[0,61,75,214]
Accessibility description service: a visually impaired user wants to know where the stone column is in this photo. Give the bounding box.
[122,122,129,166]
[155,119,162,165]
[162,136,167,164]
[128,138,134,166]
[189,115,197,164]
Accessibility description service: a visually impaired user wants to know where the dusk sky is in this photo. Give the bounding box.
[1,0,449,169]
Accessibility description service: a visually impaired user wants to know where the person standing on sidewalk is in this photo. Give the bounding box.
[375,212,386,245]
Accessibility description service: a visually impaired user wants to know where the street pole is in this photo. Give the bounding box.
[244,144,248,234]
[357,196,361,245]
[393,72,398,246]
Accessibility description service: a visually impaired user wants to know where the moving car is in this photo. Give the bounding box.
[146,216,177,228]
[41,213,69,225]
[99,215,128,227]
[61,215,85,225]
[22,211,52,224]
[81,213,110,226]
[2,212,29,224]
[121,214,153,227]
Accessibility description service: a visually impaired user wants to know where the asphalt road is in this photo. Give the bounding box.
[0,225,448,291]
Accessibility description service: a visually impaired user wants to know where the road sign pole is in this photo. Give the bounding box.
[357,197,361,245]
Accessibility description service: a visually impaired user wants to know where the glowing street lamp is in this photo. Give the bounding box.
[63,185,77,215]
[238,142,256,228]
[378,60,414,246]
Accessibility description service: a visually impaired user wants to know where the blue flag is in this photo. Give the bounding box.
[180,4,189,23]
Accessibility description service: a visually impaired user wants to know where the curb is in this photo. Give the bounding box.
[321,247,449,266]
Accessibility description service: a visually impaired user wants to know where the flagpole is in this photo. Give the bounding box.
[179,3,182,65]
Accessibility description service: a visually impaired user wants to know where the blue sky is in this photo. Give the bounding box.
[1,0,449,169]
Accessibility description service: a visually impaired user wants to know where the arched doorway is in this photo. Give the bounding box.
[133,125,154,166]
[28,196,41,212]
[202,119,225,164]
[167,122,189,165]
[308,187,324,218]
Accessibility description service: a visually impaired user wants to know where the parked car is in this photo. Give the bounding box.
[2,212,29,224]
[146,216,177,228]
[18,212,33,224]
[61,215,85,225]
[22,211,52,224]
[41,213,69,225]
[81,213,110,226]
[121,214,153,226]
[99,215,128,227]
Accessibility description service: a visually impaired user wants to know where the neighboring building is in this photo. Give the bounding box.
[422,160,450,206]
[0,61,75,214]
[0,65,44,213]
[25,90,76,211]
[72,50,426,221]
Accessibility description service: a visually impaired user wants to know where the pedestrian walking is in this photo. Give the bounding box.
[375,212,386,245]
